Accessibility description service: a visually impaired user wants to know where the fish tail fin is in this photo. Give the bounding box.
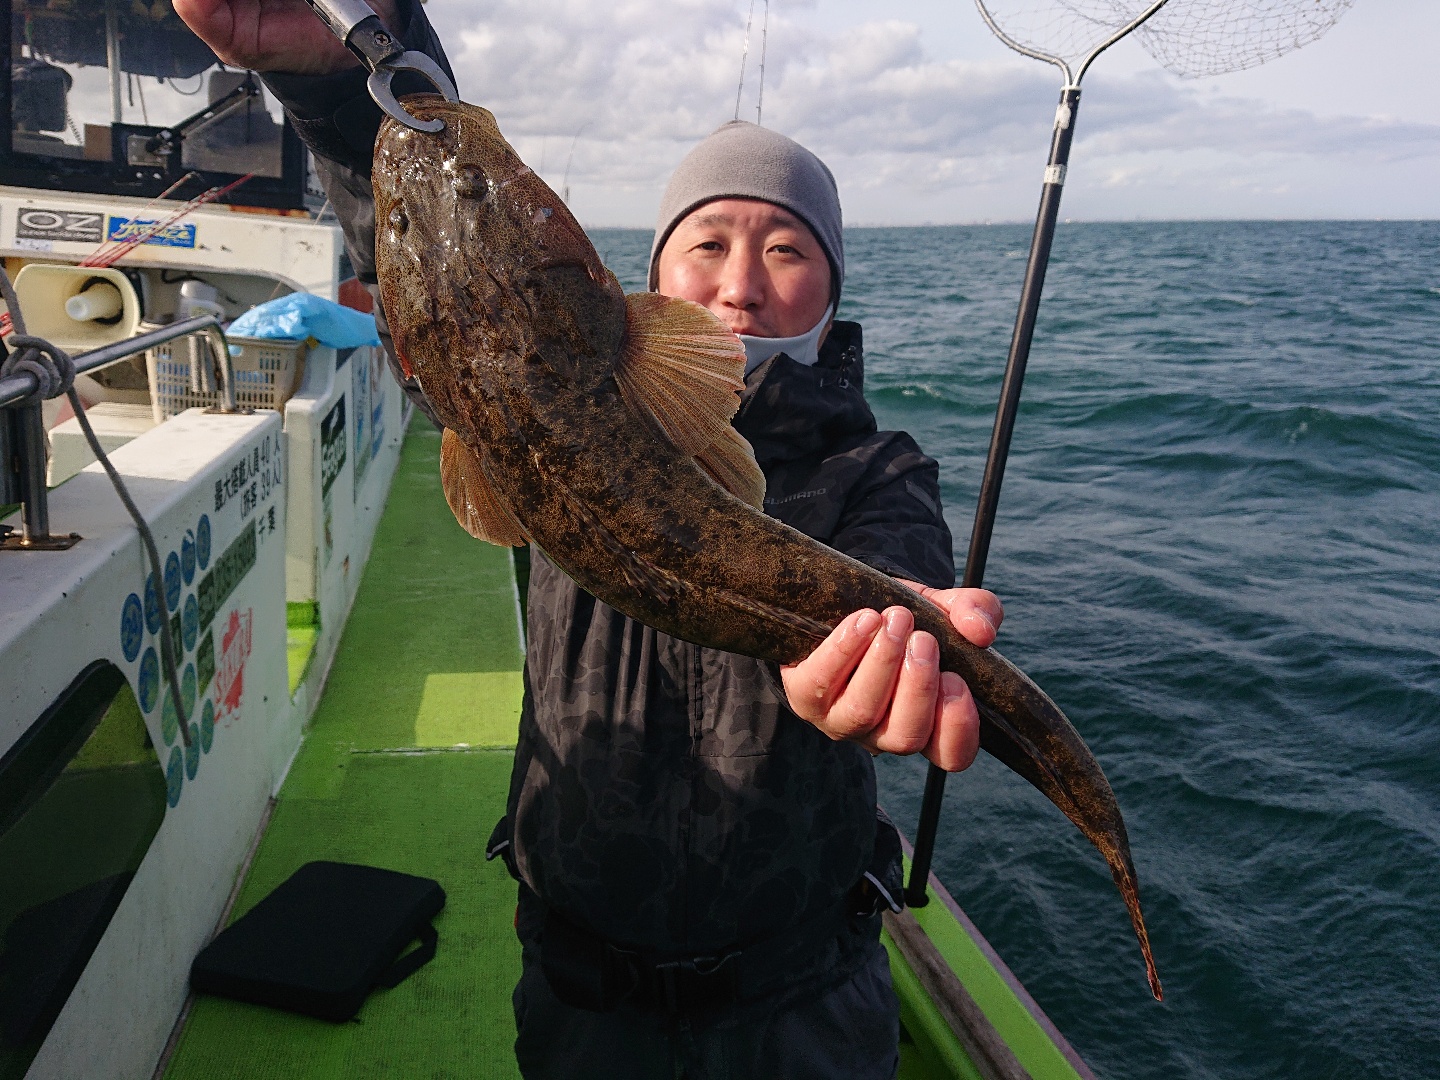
[953,631,1163,1001]
[617,292,765,508]
[1112,852,1165,1001]
[440,428,530,547]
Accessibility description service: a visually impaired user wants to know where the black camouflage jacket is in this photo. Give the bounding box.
[264,1,957,959]
[511,327,955,955]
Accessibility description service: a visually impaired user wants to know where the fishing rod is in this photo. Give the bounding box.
[903,0,1171,908]
[905,0,1356,907]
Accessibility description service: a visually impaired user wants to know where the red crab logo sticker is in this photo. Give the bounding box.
[215,608,253,718]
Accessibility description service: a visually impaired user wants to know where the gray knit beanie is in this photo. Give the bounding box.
[647,121,844,300]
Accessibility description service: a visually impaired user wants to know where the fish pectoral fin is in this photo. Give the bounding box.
[617,292,766,507]
[695,426,765,509]
[617,293,744,456]
[440,428,530,547]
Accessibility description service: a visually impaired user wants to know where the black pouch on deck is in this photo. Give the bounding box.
[190,861,445,1022]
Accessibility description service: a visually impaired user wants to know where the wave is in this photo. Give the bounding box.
[1069,394,1438,472]
[603,223,1440,1080]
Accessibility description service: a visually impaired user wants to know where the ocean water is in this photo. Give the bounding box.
[591,221,1440,1080]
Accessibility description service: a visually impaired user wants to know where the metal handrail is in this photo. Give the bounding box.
[0,314,237,412]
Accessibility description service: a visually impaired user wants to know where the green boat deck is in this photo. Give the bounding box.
[161,421,1086,1080]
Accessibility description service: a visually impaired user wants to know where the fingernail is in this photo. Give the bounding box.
[907,633,937,667]
[884,608,909,643]
[855,609,882,636]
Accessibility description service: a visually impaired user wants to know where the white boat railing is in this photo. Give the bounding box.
[0,314,237,411]
[0,315,239,548]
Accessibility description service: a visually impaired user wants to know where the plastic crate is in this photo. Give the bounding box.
[146,334,307,423]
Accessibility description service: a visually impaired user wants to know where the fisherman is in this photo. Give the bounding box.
[177,2,1006,1076]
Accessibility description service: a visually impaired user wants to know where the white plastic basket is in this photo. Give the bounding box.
[146,334,307,423]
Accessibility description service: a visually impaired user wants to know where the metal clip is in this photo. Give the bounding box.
[367,51,459,134]
[301,0,459,132]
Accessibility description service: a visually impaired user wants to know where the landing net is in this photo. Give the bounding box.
[978,0,1356,78]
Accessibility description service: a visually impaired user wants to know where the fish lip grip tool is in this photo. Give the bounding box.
[301,0,458,132]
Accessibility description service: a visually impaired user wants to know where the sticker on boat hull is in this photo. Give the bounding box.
[198,520,256,632]
[105,216,197,249]
[16,206,103,244]
[182,529,197,584]
[215,608,252,719]
[138,648,159,713]
[166,747,184,807]
[121,593,144,662]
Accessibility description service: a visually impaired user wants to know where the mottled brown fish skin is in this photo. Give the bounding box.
[373,95,1160,1000]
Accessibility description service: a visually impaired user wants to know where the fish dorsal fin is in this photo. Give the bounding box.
[617,292,765,506]
[440,428,530,547]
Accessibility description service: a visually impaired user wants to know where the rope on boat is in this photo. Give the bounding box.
[81,173,254,269]
[0,173,253,339]
[0,266,192,748]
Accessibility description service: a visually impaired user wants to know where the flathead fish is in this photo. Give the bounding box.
[373,95,1162,1000]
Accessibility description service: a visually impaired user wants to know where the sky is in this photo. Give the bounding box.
[412,0,1440,226]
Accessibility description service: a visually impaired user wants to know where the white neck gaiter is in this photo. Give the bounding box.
[737,305,834,376]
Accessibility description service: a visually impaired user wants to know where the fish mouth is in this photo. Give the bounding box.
[533,253,610,287]
[534,256,591,272]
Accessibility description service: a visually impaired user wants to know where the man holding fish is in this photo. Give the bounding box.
[179,2,1011,1075]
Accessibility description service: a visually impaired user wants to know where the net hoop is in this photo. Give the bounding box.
[974,0,1356,83]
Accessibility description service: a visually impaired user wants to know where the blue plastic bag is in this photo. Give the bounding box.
[226,292,380,350]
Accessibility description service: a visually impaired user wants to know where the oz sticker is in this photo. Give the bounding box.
[16,206,104,244]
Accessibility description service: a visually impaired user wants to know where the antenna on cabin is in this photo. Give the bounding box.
[561,129,582,205]
[756,0,770,126]
[735,0,756,121]
[904,0,1357,978]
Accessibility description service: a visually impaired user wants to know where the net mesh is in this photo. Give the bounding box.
[977,0,1355,78]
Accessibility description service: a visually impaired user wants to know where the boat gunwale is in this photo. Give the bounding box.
[896,831,1098,1080]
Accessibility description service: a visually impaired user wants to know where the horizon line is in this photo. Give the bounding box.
[580,216,1440,231]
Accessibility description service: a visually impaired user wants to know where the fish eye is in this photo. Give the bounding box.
[388,204,409,234]
[454,165,490,200]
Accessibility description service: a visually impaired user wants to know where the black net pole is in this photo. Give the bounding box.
[905,84,1081,907]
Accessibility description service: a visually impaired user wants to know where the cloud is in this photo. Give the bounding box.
[423,0,1440,224]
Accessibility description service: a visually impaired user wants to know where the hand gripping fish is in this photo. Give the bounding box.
[373,96,1162,1000]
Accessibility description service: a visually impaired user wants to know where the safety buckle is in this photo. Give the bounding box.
[652,950,741,1014]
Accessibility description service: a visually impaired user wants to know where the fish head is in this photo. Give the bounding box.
[372,95,625,419]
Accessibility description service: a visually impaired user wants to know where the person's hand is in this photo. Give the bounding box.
[780,584,1003,772]
[173,0,400,76]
